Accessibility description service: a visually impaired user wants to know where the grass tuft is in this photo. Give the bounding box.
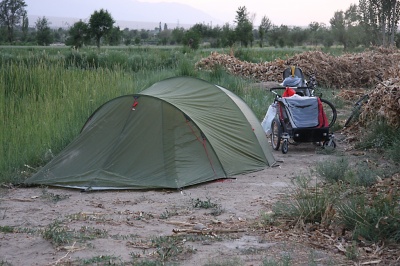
[315,157,349,183]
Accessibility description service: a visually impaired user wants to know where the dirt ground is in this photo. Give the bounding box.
[0,133,361,266]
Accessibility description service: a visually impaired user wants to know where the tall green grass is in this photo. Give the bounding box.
[1,49,193,183]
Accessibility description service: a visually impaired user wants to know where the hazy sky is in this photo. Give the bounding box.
[142,0,358,26]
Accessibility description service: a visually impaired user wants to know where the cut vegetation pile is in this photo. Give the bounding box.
[360,77,400,127]
[196,46,400,127]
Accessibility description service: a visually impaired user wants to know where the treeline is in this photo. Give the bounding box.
[1,0,400,49]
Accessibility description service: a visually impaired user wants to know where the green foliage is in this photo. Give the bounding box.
[315,157,379,186]
[159,208,179,219]
[262,252,292,266]
[273,175,336,225]
[0,226,14,233]
[35,16,53,46]
[355,119,400,163]
[66,20,90,48]
[191,197,223,216]
[89,9,115,48]
[80,255,122,265]
[176,56,197,77]
[150,235,193,263]
[336,191,400,243]
[0,0,27,43]
[203,257,244,266]
[234,6,253,47]
[191,197,218,209]
[182,29,200,49]
[345,241,359,261]
[315,157,349,182]
[42,220,73,246]
[40,186,70,203]
[0,50,145,183]
[388,137,400,163]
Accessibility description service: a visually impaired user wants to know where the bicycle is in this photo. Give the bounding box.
[343,94,369,128]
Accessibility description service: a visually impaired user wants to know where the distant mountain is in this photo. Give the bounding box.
[25,0,223,29]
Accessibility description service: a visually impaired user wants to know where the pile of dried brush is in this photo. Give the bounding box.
[195,46,400,89]
[360,77,400,127]
[195,51,287,82]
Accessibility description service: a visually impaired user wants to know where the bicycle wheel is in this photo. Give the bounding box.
[271,118,282,150]
[344,112,356,128]
[344,94,369,128]
[320,98,337,128]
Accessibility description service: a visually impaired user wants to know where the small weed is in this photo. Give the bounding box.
[77,226,108,240]
[240,247,263,255]
[42,220,73,247]
[159,208,179,219]
[80,255,122,265]
[191,197,223,216]
[191,197,218,209]
[262,252,292,266]
[66,212,106,222]
[203,257,244,266]
[129,259,163,266]
[259,211,277,227]
[150,235,188,262]
[0,226,14,233]
[0,260,12,266]
[345,241,359,261]
[315,145,337,155]
[111,233,138,240]
[40,186,70,203]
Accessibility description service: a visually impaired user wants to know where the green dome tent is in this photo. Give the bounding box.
[25,76,275,190]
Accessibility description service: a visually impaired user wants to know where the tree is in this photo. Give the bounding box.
[221,23,236,47]
[183,29,200,49]
[21,9,27,41]
[330,11,348,49]
[359,0,400,47]
[0,0,26,43]
[171,27,185,44]
[107,26,122,46]
[66,20,90,48]
[35,16,53,45]
[235,6,253,47]
[158,29,171,45]
[89,9,115,48]
[308,22,321,46]
[259,15,272,47]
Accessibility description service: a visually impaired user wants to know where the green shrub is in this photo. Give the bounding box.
[355,119,400,163]
[336,192,400,243]
[273,176,335,225]
[356,119,396,150]
[315,157,349,182]
[387,135,400,163]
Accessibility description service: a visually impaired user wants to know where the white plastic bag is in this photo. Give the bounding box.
[261,103,276,135]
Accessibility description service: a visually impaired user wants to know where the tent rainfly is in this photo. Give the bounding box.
[25,76,276,190]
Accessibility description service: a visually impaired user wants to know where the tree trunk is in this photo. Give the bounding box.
[382,17,386,47]
[390,0,397,46]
